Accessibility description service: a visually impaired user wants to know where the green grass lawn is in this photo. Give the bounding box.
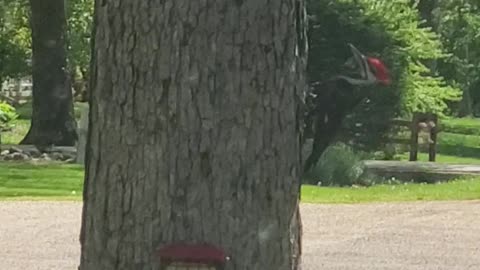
[396,152,480,164]
[0,162,84,200]
[1,119,30,144]
[442,118,480,136]
[1,162,479,203]
[302,179,480,204]
[439,132,480,148]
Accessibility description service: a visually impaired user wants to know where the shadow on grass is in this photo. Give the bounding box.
[436,144,480,159]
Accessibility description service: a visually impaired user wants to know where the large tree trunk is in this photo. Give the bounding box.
[79,0,307,270]
[21,0,77,147]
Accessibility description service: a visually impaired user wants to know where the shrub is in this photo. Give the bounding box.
[0,101,18,132]
[303,143,368,187]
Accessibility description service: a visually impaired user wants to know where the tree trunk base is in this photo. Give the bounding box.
[20,121,77,147]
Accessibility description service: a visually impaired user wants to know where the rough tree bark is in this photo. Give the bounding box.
[21,0,77,147]
[79,0,307,270]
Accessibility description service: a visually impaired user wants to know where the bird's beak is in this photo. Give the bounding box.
[348,43,363,58]
[347,43,368,80]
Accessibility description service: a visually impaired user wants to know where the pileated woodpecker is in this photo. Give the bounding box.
[303,43,391,172]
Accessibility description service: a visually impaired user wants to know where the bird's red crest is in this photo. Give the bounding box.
[367,57,391,86]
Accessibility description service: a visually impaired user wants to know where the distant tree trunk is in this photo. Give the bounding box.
[79,67,89,102]
[459,86,473,117]
[21,0,77,147]
[458,39,473,117]
[79,0,307,270]
[415,0,436,27]
[414,0,439,72]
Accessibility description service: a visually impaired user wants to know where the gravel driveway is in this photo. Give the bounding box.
[0,201,479,270]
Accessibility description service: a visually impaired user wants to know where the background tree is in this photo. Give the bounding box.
[433,0,480,116]
[79,0,306,269]
[20,0,77,147]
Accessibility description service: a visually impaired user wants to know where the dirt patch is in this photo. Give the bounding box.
[0,201,479,269]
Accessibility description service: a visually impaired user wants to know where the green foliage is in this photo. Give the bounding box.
[304,143,367,186]
[66,0,94,76]
[403,61,461,115]
[0,101,18,131]
[0,0,94,82]
[0,0,31,80]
